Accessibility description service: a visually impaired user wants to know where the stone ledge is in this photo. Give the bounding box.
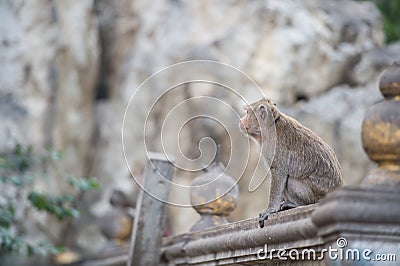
[162,205,322,265]
[162,187,400,265]
[60,188,400,265]
[312,187,400,237]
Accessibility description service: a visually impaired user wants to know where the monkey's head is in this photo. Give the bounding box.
[239,98,279,145]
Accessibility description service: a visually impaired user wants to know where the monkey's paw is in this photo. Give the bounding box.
[279,200,298,211]
[258,208,278,228]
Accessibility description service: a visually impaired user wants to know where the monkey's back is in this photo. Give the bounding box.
[272,113,343,195]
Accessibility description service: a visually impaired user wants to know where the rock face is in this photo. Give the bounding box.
[0,0,99,177]
[0,0,99,252]
[1,0,398,243]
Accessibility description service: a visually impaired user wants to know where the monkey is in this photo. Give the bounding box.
[239,98,343,228]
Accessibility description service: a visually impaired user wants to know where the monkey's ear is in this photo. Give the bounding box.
[270,105,280,121]
[258,104,267,120]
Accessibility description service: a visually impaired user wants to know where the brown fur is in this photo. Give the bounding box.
[239,98,343,227]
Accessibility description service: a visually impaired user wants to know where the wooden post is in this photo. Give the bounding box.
[128,153,174,266]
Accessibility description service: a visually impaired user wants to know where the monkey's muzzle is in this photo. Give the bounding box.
[239,118,248,134]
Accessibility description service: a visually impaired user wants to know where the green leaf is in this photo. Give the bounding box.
[37,242,62,255]
[0,208,15,228]
[27,245,35,256]
[10,176,23,186]
[0,143,97,257]
[28,192,48,210]
[68,208,80,218]
[88,178,100,189]
[40,149,63,163]
[373,0,400,43]
[11,143,33,173]
[54,206,65,219]
[28,192,83,220]
[60,194,75,203]
[68,177,100,191]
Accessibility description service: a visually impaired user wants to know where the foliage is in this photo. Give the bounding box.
[374,0,400,43]
[360,0,400,43]
[0,143,99,257]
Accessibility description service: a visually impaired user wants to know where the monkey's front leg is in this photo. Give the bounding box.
[259,172,287,228]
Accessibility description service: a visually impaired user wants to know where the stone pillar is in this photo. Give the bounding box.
[190,162,238,232]
[361,61,400,188]
[99,189,134,246]
[312,61,400,265]
[128,153,175,266]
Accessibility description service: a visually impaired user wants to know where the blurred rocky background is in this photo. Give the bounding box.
[1,0,399,264]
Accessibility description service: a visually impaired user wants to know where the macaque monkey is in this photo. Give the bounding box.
[239,98,343,228]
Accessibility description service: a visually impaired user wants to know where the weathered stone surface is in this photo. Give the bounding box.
[76,224,108,253]
[0,0,99,177]
[349,42,400,86]
[90,0,387,235]
[190,162,239,232]
[1,0,396,246]
[0,0,99,249]
[162,205,320,265]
